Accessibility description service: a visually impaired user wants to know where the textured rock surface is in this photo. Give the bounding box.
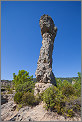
[34,14,57,95]
[1,95,8,105]
[34,83,52,96]
[1,90,16,105]
[35,14,57,85]
[1,100,32,121]
[9,106,32,121]
[1,101,17,121]
[1,101,81,121]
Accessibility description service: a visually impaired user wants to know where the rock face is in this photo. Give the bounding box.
[35,14,57,85]
[35,15,57,95]
[34,82,52,96]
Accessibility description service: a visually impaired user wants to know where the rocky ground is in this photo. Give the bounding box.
[1,94,81,121]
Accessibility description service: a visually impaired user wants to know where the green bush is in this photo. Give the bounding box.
[56,78,62,89]
[14,92,23,104]
[73,81,81,97]
[64,96,81,115]
[13,70,35,94]
[13,70,39,107]
[22,92,40,106]
[43,85,63,111]
[43,81,81,117]
[13,70,34,89]
[73,72,81,96]
[22,92,35,106]
[61,81,75,97]
[67,109,74,117]
[16,81,35,93]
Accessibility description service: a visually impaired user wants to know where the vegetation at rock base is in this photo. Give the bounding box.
[22,92,40,106]
[42,72,81,117]
[13,70,40,106]
[11,70,81,118]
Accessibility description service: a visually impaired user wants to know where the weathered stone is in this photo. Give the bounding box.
[1,100,81,121]
[34,83,52,96]
[35,15,57,95]
[1,95,8,105]
[35,14,57,86]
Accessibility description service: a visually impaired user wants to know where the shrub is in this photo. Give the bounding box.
[22,92,34,106]
[16,81,35,93]
[14,92,23,104]
[67,109,74,117]
[13,70,33,89]
[43,83,81,117]
[61,82,75,97]
[65,96,81,115]
[43,85,62,111]
[22,92,40,106]
[73,81,81,97]
[13,70,35,94]
[73,72,81,96]
[13,70,38,106]
[56,78,62,89]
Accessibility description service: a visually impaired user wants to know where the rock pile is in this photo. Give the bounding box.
[35,14,57,95]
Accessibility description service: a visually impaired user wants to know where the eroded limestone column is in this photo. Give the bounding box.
[34,14,57,95]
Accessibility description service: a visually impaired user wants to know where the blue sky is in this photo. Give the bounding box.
[1,1,81,80]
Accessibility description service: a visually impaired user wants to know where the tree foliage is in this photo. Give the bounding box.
[13,70,34,91]
[13,70,40,106]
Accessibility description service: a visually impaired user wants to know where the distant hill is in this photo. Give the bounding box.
[1,77,78,84]
[56,77,78,83]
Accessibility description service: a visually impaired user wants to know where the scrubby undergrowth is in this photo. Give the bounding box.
[13,70,81,118]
